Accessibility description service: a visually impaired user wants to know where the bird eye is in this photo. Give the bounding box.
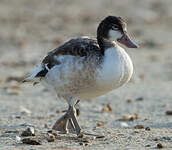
[112,25,119,30]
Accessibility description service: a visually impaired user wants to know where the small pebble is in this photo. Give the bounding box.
[162,136,171,140]
[122,113,138,121]
[79,142,84,145]
[145,127,151,131]
[21,127,35,137]
[95,135,105,139]
[126,99,133,103]
[5,130,19,133]
[166,110,172,115]
[153,138,158,141]
[47,130,53,133]
[79,142,88,146]
[157,143,163,149]
[135,97,144,101]
[97,121,104,127]
[46,133,55,142]
[16,116,21,119]
[21,138,41,145]
[102,104,112,112]
[134,125,144,129]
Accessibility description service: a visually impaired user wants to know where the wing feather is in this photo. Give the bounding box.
[25,38,101,79]
[42,38,100,69]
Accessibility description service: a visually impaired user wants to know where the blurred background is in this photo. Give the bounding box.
[0,0,172,80]
[0,0,172,148]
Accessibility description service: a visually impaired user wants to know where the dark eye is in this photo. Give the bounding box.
[112,25,119,30]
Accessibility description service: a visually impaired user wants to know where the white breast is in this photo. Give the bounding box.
[41,45,133,100]
[96,45,133,91]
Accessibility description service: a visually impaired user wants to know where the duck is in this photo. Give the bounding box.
[23,16,138,137]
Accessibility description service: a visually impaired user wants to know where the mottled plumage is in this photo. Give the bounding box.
[38,38,103,77]
[23,16,138,137]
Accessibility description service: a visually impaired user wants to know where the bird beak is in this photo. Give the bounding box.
[117,32,138,48]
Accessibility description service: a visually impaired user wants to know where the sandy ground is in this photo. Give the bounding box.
[0,0,172,149]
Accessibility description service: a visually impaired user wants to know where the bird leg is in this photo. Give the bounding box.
[68,105,82,136]
[52,99,104,138]
[67,105,105,138]
[52,99,81,135]
[52,106,76,134]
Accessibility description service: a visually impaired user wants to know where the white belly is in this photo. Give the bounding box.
[75,46,133,99]
[42,46,133,100]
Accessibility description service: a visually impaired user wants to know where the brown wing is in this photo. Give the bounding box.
[42,38,100,68]
[36,38,101,77]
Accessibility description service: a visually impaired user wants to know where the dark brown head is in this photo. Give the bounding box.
[97,16,138,48]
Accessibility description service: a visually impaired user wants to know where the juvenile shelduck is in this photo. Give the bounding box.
[24,16,138,137]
